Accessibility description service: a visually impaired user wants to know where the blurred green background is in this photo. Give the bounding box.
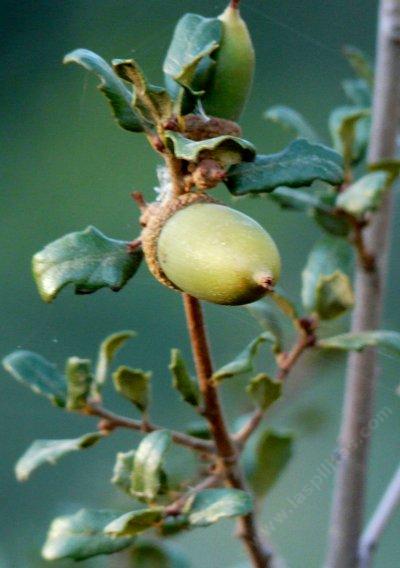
[1,1,399,566]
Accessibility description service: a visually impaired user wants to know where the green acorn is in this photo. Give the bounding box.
[142,194,280,306]
[202,1,255,121]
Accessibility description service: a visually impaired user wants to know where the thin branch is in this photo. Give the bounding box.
[359,464,400,568]
[182,293,274,568]
[234,318,315,447]
[326,2,400,566]
[234,408,264,447]
[85,402,215,454]
[165,473,221,516]
[182,294,235,466]
[276,319,315,381]
[346,215,376,272]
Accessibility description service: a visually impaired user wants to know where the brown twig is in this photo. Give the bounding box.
[182,293,274,568]
[234,408,264,447]
[326,2,400,566]
[85,402,215,455]
[351,220,376,272]
[346,215,376,272]
[182,295,235,466]
[276,317,316,381]
[165,473,221,516]
[160,95,274,566]
[127,237,142,253]
[234,317,316,447]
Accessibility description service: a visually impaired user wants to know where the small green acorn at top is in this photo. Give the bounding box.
[141,194,281,306]
[202,1,255,121]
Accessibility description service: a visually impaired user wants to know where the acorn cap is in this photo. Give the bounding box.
[141,192,217,289]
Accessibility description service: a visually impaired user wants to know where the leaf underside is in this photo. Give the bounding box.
[64,49,143,132]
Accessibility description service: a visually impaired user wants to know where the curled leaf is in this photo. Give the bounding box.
[42,509,135,561]
[113,59,173,124]
[95,330,136,389]
[64,49,142,132]
[16,433,103,481]
[131,431,172,501]
[264,105,319,141]
[165,131,256,162]
[33,226,143,302]
[163,13,221,94]
[111,450,136,495]
[213,331,275,383]
[113,366,151,412]
[329,106,370,169]
[302,236,354,320]
[169,349,199,406]
[184,489,253,527]
[104,508,164,536]
[66,357,93,410]
[246,373,282,411]
[319,331,400,356]
[336,171,390,218]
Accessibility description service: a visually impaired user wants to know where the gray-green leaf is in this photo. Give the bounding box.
[213,331,275,383]
[104,508,164,536]
[95,330,136,389]
[264,105,319,141]
[2,350,66,407]
[113,59,173,124]
[246,300,283,353]
[163,13,221,94]
[319,331,400,356]
[33,226,143,302]
[329,106,370,169]
[130,540,191,568]
[42,509,136,561]
[342,78,371,107]
[66,357,93,411]
[226,139,344,195]
[246,373,282,411]
[131,431,172,501]
[165,131,256,162]
[185,489,253,527]
[311,184,352,236]
[271,287,299,321]
[111,450,136,495]
[369,159,400,184]
[343,45,374,86]
[302,236,354,320]
[336,171,389,218]
[266,186,331,212]
[246,429,293,498]
[64,49,143,132]
[113,366,151,412]
[169,349,199,406]
[16,433,103,481]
